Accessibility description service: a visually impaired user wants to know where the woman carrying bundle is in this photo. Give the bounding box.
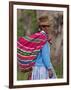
[17,15,57,80]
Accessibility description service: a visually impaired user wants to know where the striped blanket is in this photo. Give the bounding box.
[17,31,48,71]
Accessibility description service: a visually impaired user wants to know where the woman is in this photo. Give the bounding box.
[31,16,57,80]
[17,15,56,80]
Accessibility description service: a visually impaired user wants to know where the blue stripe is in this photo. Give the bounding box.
[18,60,31,64]
[18,59,35,64]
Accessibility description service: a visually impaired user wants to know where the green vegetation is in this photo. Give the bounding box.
[17,9,38,38]
[17,69,30,80]
[17,10,63,80]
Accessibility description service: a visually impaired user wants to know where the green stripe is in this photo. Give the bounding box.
[32,59,35,62]
[17,49,30,55]
[30,59,35,62]
[24,36,40,43]
[17,48,39,56]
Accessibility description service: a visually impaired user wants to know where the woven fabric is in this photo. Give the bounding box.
[17,31,48,71]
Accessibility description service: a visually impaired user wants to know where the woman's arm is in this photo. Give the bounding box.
[41,42,52,69]
[41,42,54,78]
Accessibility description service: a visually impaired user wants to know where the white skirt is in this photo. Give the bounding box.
[31,66,57,80]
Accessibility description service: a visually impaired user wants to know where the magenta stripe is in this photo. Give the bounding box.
[30,32,46,40]
[18,66,32,70]
[18,62,35,68]
[17,41,46,52]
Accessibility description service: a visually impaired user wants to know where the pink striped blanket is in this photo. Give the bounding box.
[17,31,48,71]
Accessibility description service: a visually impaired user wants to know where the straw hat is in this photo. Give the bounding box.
[38,15,50,26]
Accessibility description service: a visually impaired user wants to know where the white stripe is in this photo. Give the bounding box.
[17,42,34,49]
[17,53,36,57]
[17,57,33,62]
[17,47,31,53]
[17,44,40,52]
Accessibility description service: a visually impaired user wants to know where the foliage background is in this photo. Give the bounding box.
[17,9,63,80]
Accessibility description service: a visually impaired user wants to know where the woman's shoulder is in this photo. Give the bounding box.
[40,30,46,34]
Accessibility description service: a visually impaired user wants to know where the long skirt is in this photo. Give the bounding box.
[31,65,57,80]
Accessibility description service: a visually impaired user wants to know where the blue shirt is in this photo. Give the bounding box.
[35,42,52,69]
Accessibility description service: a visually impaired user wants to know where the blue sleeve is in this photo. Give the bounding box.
[41,42,52,69]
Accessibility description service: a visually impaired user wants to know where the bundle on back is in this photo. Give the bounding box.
[17,32,47,71]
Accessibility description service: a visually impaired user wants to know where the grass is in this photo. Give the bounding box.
[17,69,31,80]
[55,60,63,78]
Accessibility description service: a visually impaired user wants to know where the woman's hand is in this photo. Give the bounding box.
[48,69,53,78]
